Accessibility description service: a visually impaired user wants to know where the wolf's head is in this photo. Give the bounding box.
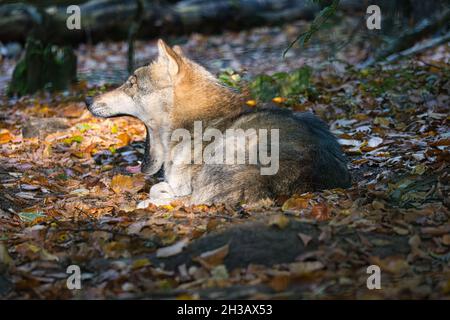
[87,39,241,175]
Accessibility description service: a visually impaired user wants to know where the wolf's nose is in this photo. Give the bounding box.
[85,96,94,108]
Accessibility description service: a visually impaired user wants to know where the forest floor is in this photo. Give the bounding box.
[0,18,449,299]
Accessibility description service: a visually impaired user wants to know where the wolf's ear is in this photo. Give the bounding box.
[173,45,184,56]
[157,39,182,78]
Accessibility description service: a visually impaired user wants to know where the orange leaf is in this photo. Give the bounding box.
[268,272,291,292]
[110,174,145,194]
[282,196,310,211]
[272,97,286,104]
[430,138,450,147]
[60,102,86,118]
[311,204,331,221]
[0,130,13,144]
[116,132,131,147]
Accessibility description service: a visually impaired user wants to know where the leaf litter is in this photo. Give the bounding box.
[0,17,449,299]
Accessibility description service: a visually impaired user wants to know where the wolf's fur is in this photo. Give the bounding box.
[87,40,351,206]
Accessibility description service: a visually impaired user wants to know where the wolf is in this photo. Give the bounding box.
[86,39,351,206]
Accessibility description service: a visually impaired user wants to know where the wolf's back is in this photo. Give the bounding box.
[190,108,351,205]
[232,108,351,191]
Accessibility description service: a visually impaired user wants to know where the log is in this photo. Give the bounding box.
[0,0,364,44]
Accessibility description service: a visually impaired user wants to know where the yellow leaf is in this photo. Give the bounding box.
[161,204,175,211]
[272,97,286,104]
[246,99,257,107]
[132,258,151,269]
[412,164,427,175]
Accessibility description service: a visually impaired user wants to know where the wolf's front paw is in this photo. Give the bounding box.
[137,182,175,208]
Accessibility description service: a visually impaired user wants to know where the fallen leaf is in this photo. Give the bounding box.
[370,256,409,274]
[246,99,257,107]
[311,204,331,221]
[60,102,86,118]
[393,226,409,235]
[0,243,13,266]
[411,164,427,175]
[374,117,390,127]
[282,196,309,211]
[110,174,145,194]
[367,136,383,148]
[211,265,229,280]
[272,97,286,103]
[132,258,151,269]
[127,220,148,235]
[116,132,131,147]
[15,243,59,261]
[156,238,189,258]
[126,164,142,174]
[298,233,313,247]
[268,214,290,229]
[0,130,13,144]
[289,261,324,275]
[268,272,291,292]
[18,211,46,223]
[193,244,229,268]
[442,235,450,246]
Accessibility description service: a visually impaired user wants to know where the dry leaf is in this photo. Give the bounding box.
[298,233,313,247]
[441,234,450,246]
[370,256,409,274]
[0,243,13,266]
[60,102,86,118]
[0,130,13,144]
[282,196,309,211]
[110,174,145,194]
[289,261,324,275]
[268,214,290,229]
[116,132,131,147]
[268,272,291,292]
[311,204,331,221]
[193,244,229,268]
[156,238,189,258]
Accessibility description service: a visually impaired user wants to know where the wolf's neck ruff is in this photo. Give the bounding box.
[170,70,245,131]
